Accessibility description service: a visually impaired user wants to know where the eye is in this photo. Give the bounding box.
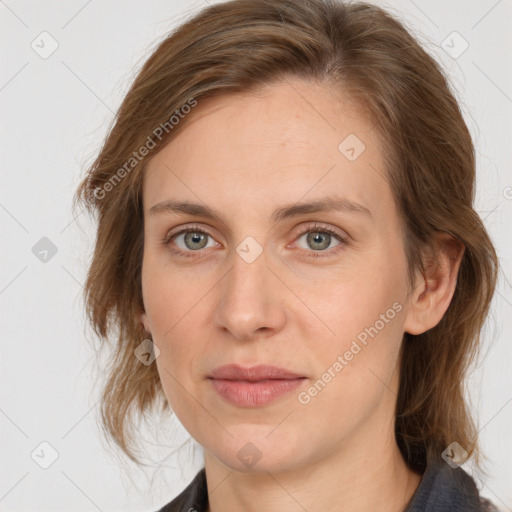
[162,224,218,257]
[292,223,346,258]
[161,222,347,259]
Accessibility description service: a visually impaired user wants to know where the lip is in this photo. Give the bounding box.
[208,364,307,407]
[209,364,305,381]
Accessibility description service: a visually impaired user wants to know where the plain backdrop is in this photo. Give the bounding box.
[1,0,511,511]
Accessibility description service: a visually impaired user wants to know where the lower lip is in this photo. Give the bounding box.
[209,378,306,407]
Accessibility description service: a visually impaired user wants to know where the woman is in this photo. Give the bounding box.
[73,0,500,510]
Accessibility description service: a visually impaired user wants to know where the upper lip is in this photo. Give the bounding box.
[208,364,305,381]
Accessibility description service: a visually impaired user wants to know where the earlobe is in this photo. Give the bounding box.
[403,234,465,336]
[139,310,151,333]
[403,268,430,336]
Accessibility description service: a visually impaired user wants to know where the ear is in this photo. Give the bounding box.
[139,309,151,334]
[403,234,465,335]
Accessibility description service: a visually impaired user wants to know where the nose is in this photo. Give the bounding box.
[212,243,287,342]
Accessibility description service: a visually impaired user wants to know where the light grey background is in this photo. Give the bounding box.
[1,0,511,510]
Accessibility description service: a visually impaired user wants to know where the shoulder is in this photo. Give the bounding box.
[154,468,208,512]
[405,458,500,512]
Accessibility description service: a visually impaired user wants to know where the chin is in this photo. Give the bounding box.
[203,427,309,474]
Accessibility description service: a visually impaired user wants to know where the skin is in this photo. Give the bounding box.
[139,76,463,512]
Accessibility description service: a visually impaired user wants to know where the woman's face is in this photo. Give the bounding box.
[140,77,416,473]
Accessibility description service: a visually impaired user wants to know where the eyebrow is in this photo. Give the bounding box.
[148,196,372,223]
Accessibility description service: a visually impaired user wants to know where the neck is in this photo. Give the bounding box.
[204,424,422,512]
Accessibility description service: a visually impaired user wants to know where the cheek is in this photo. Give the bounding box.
[294,259,402,340]
[298,296,405,437]
[142,256,208,332]
[142,266,202,381]
[300,255,406,388]
[316,294,404,386]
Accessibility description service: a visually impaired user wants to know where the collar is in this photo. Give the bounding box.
[156,457,497,512]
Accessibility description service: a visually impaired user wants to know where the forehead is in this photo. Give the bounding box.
[143,78,391,221]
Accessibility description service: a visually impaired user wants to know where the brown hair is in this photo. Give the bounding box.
[73,0,498,473]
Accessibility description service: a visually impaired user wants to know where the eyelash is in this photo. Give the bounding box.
[161,223,347,259]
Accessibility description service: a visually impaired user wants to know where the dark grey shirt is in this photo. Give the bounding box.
[155,457,499,512]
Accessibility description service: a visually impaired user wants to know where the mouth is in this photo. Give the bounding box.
[208,363,305,381]
[207,364,307,407]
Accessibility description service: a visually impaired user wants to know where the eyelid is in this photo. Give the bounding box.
[162,221,348,257]
[162,223,218,245]
[288,223,347,258]
[291,223,347,245]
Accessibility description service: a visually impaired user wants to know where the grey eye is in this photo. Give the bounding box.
[175,231,215,251]
[297,231,341,251]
